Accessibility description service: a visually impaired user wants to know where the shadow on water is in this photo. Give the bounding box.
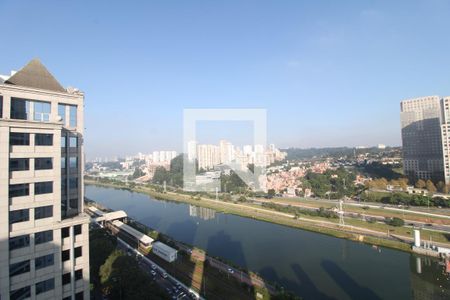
[138,214,163,231]
[206,230,247,268]
[321,260,381,300]
[199,230,258,300]
[259,265,336,300]
[165,219,199,246]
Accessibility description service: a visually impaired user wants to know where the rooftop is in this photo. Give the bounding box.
[153,241,177,254]
[112,220,154,245]
[96,210,127,222]
[2,58,66,93]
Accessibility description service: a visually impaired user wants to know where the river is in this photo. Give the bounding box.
[86,185,450,300]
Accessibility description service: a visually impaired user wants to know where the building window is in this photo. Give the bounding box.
[10,98,30,120]
[33,101,51,122]
[61,179,67,196]
[75,291,84,300]
[35,158,53,170]
[36,278,55,295]
[69,178,78,189]
[62,273,71,285]
[9,209,29,224]
[69,105,77,127]
[58,104,66,124]
[10,158,29,172]
[69,136,78,148]
[61,157,66,169]
[10,132,30,145]
[35,205,53,219]
[69,157,78,169]
[70,198,79,210]
[62,249,70,261]
[35,181,53,195]
[35,230,53,245]
[9,183,29,198]
[9,234,30,251]
[75,269,83,281]
[35,133,53,146]
[35,254,54,270]
[10,286,31,300]
[74,246,82,258]
[10,260,30,277]
[61,227,70,238]
[61,136,66,148]
[74,224,82,235]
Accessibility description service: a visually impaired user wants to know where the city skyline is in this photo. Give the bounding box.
[2,1,450,159]
[3,2,450,300]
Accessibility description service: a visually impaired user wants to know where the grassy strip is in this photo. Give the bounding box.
[86,180,416,253]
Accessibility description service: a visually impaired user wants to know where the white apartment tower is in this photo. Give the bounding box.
[401,96,450,184]
[0,59,90,300]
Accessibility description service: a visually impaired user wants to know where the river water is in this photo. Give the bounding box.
[86,185,450,300]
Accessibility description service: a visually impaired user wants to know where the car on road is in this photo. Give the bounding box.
[151,264,157,270]
[162,272,168,278]
[150,270,156,276]
[227,268,234,274]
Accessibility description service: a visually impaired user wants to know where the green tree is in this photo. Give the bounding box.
[267,189,276,198]
[100,250,167,299]
[89,228,117,294]
[130,167,145,179]
[238,195,247,202]
[385,217,405,227]
[220,171,247,193]
[152,167,170,184]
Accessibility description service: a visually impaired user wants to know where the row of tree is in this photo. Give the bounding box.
[361,192,450,208]
[366,177,450,194]
[152,154,190,187]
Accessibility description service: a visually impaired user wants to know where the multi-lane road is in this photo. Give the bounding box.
[117,238,201,300]
[249,196,450,233]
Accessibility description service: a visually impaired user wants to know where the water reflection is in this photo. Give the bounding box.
[410,255,450,300]
[189,205,216,220]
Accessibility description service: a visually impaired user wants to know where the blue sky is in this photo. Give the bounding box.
[1,0,450,159]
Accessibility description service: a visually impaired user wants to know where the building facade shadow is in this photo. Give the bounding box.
[321,260,381,300]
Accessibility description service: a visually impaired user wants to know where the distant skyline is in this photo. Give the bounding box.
[2,1,450,159]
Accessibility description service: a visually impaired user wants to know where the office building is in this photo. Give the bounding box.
[401,96,450,184]
[0,59,90,300]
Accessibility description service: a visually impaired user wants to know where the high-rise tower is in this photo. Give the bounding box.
[0,59,90,300]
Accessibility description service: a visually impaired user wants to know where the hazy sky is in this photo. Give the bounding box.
[1,0,450,159]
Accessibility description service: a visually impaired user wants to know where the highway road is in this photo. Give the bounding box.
[117,238,201,300]
[250,197,450,233]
